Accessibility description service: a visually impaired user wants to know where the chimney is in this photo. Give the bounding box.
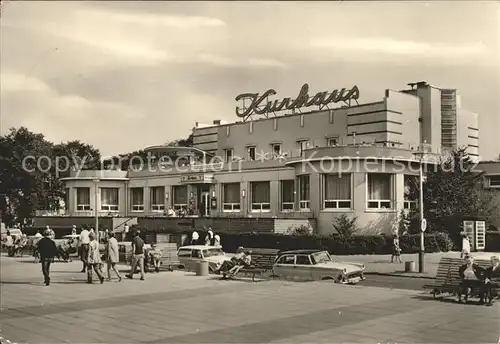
[213,120,221,125]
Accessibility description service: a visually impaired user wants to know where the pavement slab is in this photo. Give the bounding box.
[1,255,499,344]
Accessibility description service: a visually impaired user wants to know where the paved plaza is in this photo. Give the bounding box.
[1,256,499,344]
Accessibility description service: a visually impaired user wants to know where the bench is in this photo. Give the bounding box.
[222,248,280,282]
[424,257,499,302]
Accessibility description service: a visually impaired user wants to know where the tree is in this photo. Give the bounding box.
[407,148,498,238]
[332,214,359,238]
[0,127,102,224]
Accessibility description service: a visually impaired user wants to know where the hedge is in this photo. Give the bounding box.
[132,226,500,255]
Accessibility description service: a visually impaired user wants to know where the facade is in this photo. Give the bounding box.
[60,81,484,235]
[477,161,500,230]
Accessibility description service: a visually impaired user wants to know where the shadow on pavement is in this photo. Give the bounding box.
[411,294,487,306]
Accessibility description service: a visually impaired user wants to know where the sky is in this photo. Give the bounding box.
[1,1,499,159]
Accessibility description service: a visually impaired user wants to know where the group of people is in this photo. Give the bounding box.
[190,227,221,246]
[2,231,28,257]
[32,225,161,286]
[457,255,500,305]
[216,246,252,276]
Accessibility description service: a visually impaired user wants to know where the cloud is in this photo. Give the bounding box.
[88,9,226,29]
[197,53,289,69]
[310,37,487,57]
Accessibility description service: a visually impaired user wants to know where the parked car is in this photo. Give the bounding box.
[177,245,231,272]
[272,250,366,284]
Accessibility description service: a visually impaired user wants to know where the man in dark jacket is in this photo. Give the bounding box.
[484,256,500,305]
[37,230,59,286]
[457,255,486,303]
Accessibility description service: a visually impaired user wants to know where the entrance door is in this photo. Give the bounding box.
[201,192,210,216]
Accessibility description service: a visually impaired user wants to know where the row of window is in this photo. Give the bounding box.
[73,174,418,213]
[223,137,339,162]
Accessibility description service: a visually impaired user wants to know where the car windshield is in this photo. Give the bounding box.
[202,248,224,257]
[311,251,332,264]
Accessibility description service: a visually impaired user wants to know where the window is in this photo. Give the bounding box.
[403,175,417,210]
[130,188,144,211]
[276,255,295,265]
[150,186,165,211]
[223,183,241,212]
[295,255,311,265]
[327,137,339,146]
[101,188,119,211]
[247,146,256,161]
[224,149,233,162]
[367,173,393,209]
[251,181,271,212]
[281,180,294,211]
[323,174,351,209]
[76,188,90,211]
[173,185,188,211]
[297,140,309,156]
[297,175,310,210]
[271,143,282,156]
[192,250,202,258]
[178,249,192,257]
[488,176,500,187]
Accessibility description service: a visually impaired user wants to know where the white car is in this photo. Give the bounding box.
[177,245,231,272]
[273,250,366,284]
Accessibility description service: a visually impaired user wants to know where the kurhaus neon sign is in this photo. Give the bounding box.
[235,83,360,121]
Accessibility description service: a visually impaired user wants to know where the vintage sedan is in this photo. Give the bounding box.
[177,245,231,272]
[272,250,366,284]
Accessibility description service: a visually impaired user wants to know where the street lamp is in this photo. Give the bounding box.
[92,179,100,243]
[414,151,427,273]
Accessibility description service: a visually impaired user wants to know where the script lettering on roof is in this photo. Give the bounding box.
[235,83,360,121]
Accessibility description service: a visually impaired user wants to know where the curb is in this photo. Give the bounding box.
[365,272,435,280]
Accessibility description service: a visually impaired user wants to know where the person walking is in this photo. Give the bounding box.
[79,227,90,272]
[87,232,104,284]
[391,234,403,263]
[461,232,471,259]
[4,230,14,256]
[105,232,121,282]
[36,230,59,286]
[126,231,145,280]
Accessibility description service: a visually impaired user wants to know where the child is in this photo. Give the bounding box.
[148,244,162,273]
[391,234,402,263]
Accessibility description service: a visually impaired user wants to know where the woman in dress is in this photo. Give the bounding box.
[87,232,104,284]
[106,232,121,282]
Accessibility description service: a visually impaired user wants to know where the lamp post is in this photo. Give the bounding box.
[415,152,426,273]
[92,179,100,243]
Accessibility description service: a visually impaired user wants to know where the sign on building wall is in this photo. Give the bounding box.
[180,174,215,183]
[235,83,360,122]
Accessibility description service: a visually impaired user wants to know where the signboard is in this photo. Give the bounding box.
[421,218,427,232]
[235,83,360,122]
[180,174,215,183]
[475,221,486,251]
